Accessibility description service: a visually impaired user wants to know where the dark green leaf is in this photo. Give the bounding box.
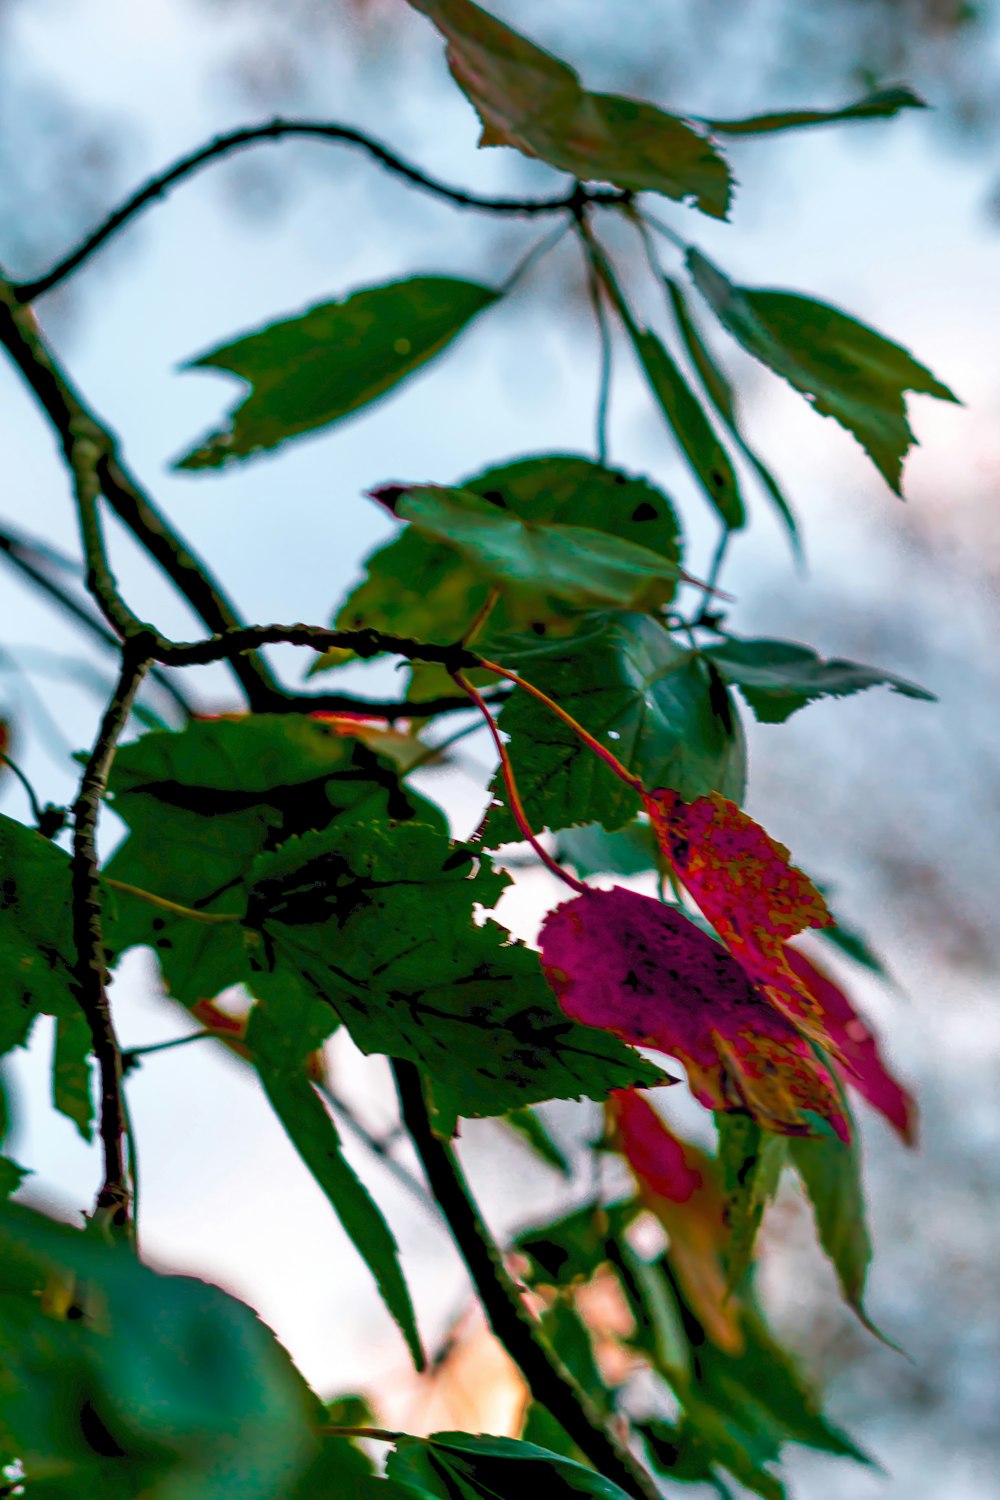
[247,996,424,1371]
[389,1430,635,1500]
[0,1157,28,1199]
[503,1106,572,1177]
[687,249,958,492]
[664,275,799,550]
[104,715,443,1005]
[406,0,731,215]
[0,814,78,1055]
[174,276,498,470]
[381,484,688,619]
[327,455,682,656]
[244,820,665,1134]
[0,1200,316,1499]
[704,635,934,723]
[788,1117,872,1319]
[591,246,744,528]
[705,85,926,135]
[52,1013,94,1143]
[715,1115,787,1289]
[486,614,745,841]
[513,1198,639,1286]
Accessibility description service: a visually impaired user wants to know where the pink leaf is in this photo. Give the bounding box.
[540,886,848,1141]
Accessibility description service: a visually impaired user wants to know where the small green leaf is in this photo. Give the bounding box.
[503,1106,572,1177]
[664,275,799,550]
[380,484,689,618]
[0,1200,316,1499]
[687,249,958,492]
[554,819,660,879]
[705,85,926,135]
[52,1013,94,1143]
[406,0,731,215]
[487,614,745,841]
[514,1198,639,1286]
[788,1119,873,1320]
[704,635,934,722]
[389,1430,635,1500]
[592,247,744,529]
[247,998,425,1371]
[328,455,682,656]
[0,1156,29,1199]
[715,1115,787,1288]
[174,276,498,469]
[0,814,78,1055]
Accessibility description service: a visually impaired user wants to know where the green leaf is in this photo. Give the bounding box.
[664,275,799,550]
[243,820,665,1134]
[486,614,745,841]
[705,86,926,135]
[174,276,498,469]
[379,483,689,620]
[704,635,934,723]
[788,1119,873,1319]
[0,1157,29,1199]
[0,1200,316,1499]
[104,714,444,1005]
[328,455,682,656]
[715,1115,787,1289]
[591,246,744,529]
[513,1198,639,1286]
[554,819,660,879]
[687,248,958,492]
[503,1106,572,1177]
[0,814,78,1055]
[389,1431,635,1500]
[247,996,425,1371]
[52,1014,94,1143]
[406,0,731,215]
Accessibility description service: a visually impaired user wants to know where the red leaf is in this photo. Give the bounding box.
[787,948,917,1144]
[608,1087,742,1351]
[644,789,836,1046]
[540,885,848,1141]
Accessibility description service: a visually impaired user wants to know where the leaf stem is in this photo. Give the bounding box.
[104,878,243,924]
[392,1058,660,1500]
[0,749,47,828]
[583,242,614,465]
[453,671,583,893]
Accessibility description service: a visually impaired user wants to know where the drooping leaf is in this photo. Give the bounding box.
[686,249,958,492]
[815,903,893,981]
[787,1111,874,1320]
[664,275,799,549]
[51,1013,94,1143]
[704,635,934,722]
[554,819,660,879]
[485,614,745,843]
[591,247,744,529]
[247,995,424,1371]
[608,1088,740,1351]
[540,886,848,1139]
[104,714,443,1005]
[704,85,926,135]
[0,1200,316,1499]
[244,820,666,1135]
[327,454,683,655]
[174,276,499,470]
[643,791,836,1047]
[388,1430,635,1500]
[373,483,693,620]
[503,1106,572,1177]
[786,948,916,1142]
[406,0,731,215]
[0,814,79,1056]
[714,1114,787,1290]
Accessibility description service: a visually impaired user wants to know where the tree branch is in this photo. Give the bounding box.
[70,638,152,1238]
[13,120,630,303]
[392,1058,660,1500]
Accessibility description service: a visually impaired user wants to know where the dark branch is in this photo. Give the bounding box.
[14,120,630,303]
[157,621,482,672]
[392,1059,660,1500]
[70,640,151,1238]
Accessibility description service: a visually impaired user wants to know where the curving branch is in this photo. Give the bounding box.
[13,119,631,304]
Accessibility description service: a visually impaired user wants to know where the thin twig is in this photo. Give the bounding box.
[583,246,614,465]
[13,121,629,303]
[392,1059,659,1500]
[0,749,47,827]
[156,622,482,672]
[70,640,151,1239]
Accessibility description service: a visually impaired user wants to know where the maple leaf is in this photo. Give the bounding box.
[608,1088,742,1352]
[787,948,917,1144]
[643,789,836,1046]
[540,886,848,1141]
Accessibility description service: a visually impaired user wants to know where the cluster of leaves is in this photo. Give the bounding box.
[0,0,952,1495]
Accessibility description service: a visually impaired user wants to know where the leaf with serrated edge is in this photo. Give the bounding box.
[704,635,933,722]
